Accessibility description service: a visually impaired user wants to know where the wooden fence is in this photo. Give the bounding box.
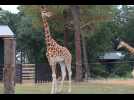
[16,63,52,83]
[16,64,22,83]
[22,64,35,83]
[0,64,52,83]
[0,65,3,81]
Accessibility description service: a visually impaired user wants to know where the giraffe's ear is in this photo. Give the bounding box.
[116,37,122,43]
[40,5,45,11]
[111,36,121,50]
[41,5,44,9]
[40,5,48,12]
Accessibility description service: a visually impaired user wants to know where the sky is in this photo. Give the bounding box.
[0,5,19,13]
[0,5,133,14]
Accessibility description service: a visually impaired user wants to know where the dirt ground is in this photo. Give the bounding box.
[21,78,134,86]
[87,79,134,86]
[1,79,134,94]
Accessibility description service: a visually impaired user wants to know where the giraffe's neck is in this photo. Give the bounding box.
[122,42,134,54]
[43,19,53,48]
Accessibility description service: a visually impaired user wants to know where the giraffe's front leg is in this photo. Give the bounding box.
[51,64,57,94]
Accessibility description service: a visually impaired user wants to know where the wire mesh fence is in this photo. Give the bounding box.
[0,60,134,84]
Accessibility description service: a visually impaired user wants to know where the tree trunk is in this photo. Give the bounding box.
[63,6,72,48]
[81,34,90,80]
[64,29,68,48]
[70,5,82,82]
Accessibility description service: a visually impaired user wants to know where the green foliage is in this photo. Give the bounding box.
[14,6,45,63]
[16,5,76,64]
[1,5,134,78]
[90,63,109,78]
[87,21,119,62]
[113,63,132,77]
[0,11,20,34]
[85,5,134,78]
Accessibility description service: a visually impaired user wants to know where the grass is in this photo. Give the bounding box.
[1,79,134,94]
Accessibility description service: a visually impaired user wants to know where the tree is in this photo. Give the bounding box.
[70,5,82,81]
[80,5,117,79]
[63,6,73,48]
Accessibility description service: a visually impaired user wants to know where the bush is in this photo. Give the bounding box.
[90,62,132,78]
[90,63,109,78]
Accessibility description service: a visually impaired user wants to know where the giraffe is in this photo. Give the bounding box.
[116,38,134,77]
[40,5,72,94]
[117,40,134,54]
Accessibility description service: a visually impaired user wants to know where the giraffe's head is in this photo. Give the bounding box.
[114,37,125,50]
[112,37,125,50]
[117,41,126,49]
[112,37,120,49]
[41,5,53,18]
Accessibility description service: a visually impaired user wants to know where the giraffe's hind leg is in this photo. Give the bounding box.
[58,61,66,92]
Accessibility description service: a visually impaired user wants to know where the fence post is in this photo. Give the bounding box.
[3,38,16,94]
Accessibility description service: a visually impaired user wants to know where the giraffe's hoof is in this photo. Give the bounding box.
[68,89,71,93]
[51,91,55,94]
[57,88,62,92]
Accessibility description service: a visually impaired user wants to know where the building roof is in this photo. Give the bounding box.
[0,25,14,38]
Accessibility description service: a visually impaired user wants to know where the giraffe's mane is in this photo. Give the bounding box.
[122,41,133,47]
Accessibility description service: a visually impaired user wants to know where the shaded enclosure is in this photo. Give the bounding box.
[0,38,4,81]
[35,63,52,83]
